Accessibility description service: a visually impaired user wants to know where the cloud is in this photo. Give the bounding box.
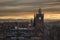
[0,0,59,6]
[0,0,60,11]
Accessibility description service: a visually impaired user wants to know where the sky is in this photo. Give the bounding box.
[0,0,60,20]
[0,0,60,11]
[44,11,60,20]
[0,11,60,20]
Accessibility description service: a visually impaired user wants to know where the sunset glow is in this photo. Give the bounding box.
[44,13,60,20]
[0,16,34,19]
[0,11,60,20]
[44,11,60,20]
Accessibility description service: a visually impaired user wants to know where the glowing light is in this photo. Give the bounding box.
[0,11,60,20]
[44,11,60,20]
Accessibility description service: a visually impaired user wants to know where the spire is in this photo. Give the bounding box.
[38,8,41,14]
[36,8,42,14]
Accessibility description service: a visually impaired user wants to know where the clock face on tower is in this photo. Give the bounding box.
[39,17,41,20]
[36,14,42,21]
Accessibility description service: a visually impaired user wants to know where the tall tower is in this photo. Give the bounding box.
[34,8,44,27]
[34,8,44,40]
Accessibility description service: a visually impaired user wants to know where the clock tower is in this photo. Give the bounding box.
[34,8,44,27]
[34,8,44,40]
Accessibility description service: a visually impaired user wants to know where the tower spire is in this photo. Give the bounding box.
[38,8,41,14]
